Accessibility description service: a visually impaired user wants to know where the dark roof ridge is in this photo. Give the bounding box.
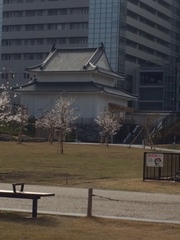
[83,43,105,70]
[11,80,37,90]
[95,82,137,96]
[25,49,56,71]
[39,48,57,70]
[53,47,97,52]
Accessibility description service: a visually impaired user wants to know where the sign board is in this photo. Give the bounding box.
[146,153,164,167]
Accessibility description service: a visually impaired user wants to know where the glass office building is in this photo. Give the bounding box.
[1,0,180,112]
[88,0,127,74]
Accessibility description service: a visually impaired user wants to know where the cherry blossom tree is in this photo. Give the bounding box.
[13,105,29,143]
[0,87,12,123]
[35,109,55,144]
[0,69,29,140]
[36,95,80,154]
[0,86,29,142]
[95,108,122,147]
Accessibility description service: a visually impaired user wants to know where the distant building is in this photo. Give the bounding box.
[1,0,180,112]
[13,45,136,120]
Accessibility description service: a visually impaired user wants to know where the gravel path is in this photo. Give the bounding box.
[0,183,180,224]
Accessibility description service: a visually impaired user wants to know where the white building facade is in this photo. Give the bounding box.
[13,45,136,120]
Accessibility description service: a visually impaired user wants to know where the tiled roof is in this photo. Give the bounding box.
[12,81,137,100]
[25,44,125,80]
[25,48,103,72]
[13,81,102,93]
[102,85,137,100]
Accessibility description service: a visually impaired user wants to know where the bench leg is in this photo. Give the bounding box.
[32,199,38,218]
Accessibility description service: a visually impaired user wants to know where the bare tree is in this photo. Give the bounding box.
[95,107,122,147]
[128,113,159,149]
[36,95,80,154]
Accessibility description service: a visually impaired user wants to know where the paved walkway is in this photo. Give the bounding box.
[0,183,180,224]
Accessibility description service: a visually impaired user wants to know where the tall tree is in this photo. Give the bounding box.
[95,108,122,147]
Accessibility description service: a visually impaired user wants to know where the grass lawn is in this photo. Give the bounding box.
[0,141,179,193]
[0,142,180,239]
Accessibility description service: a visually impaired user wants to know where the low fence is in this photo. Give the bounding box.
[87,188,123,217]
[143,152,180,181]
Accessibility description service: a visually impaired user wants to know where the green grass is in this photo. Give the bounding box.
[0,142,144,183]
[0,141,180,193]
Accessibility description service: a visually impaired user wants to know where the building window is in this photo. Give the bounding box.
[126,54,137,63]
[126,39,137,48]
[139,16,155,28]
[139,30,155,42]
[127,10,138,20]
[48,9,67,15]
[36,25,44,31]
[46,38,57,45]
[3,11,23,18]
[139,2,156,15]
[127,24,137,34]
[70,23,88,29]
[25,25,35,31]
[25,11,36,17]
[157,24,169,34]
[139,44,155,55]
[2,25,22,32]
[48,9,58,16]
[69,37,88,44]
[12,54,21,60]
[2,39,22,46]
[70,8,89,15]
[58,38,66,44]
[1,54,11,60]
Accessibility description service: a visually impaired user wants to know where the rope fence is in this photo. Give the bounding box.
[87,188,121,217]
[87,188,180,217]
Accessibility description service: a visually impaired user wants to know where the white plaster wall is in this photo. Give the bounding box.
[20,91,128,119]
[95,93,128,117]
[21,92,98,118]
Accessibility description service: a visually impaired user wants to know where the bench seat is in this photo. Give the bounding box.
[0,186,55,218]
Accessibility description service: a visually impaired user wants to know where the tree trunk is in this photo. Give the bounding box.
[17,126,23,144]
[105,136,109,147]
[60,139,63,154]
[48,133,53,144]
[57,134,64,154]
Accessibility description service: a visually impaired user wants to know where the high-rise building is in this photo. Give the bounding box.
[89,0,180,111]
[1,0,89,85]
[1,0,180,111]
[125,0,180,111]
[0,1,3,57]
[88,0,127,74]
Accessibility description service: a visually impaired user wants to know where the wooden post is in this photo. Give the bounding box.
[87,188,93,217]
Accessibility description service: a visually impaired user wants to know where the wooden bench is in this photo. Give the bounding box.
[0,183,55,218]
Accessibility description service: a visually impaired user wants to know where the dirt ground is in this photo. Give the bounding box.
[0,213,180,240]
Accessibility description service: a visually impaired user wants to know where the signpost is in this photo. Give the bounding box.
[146,153,164,167]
